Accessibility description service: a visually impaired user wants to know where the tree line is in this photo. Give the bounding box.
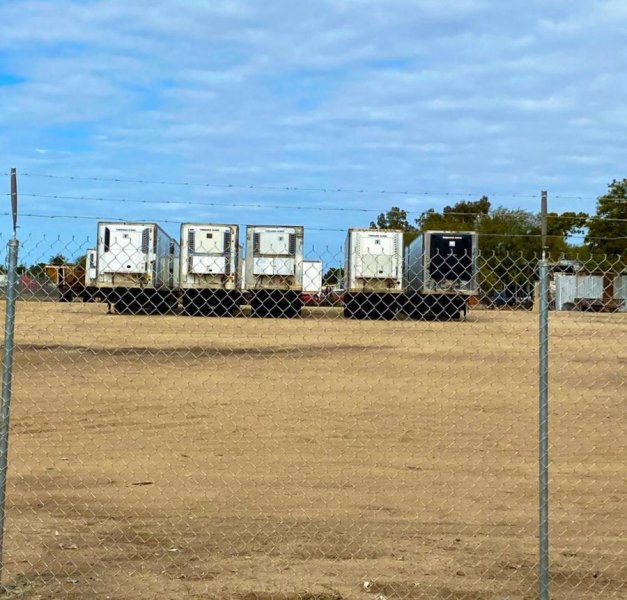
[324,178,626,285]
[369,178,626,259]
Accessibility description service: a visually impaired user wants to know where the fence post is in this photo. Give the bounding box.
[539,190,550,600]
[0,168,19,583]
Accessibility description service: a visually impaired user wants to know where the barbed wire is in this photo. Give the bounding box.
[6,171,623,202]
[3,192,627,222]
[0,212,346,233]
[11,172,541,198]
[3,169,627,205]
[3,212,626,240]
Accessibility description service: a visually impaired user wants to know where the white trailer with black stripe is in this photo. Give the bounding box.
[403,230,478,320]
[95,222,180,314]
[343,228,404,319]
[245,225,304,318]
[179,223,241,316]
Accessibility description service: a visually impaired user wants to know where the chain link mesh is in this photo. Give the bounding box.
[0,231,624,599]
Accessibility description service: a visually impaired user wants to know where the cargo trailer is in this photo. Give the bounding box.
[303,260,323,304]
[95,222,180,314]
[179,223,241,316]
[403,230,478,320]
[245,225,304,318]
[343,228,403,319]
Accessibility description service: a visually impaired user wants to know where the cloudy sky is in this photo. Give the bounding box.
[1,0,626,262]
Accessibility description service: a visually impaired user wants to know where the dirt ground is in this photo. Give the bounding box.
[0,301,624,599]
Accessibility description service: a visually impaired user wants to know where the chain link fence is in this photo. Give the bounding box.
[0,226,625,599]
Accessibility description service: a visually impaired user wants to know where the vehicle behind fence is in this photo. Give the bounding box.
[0,230,625,599]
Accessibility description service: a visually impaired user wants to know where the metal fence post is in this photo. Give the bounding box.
[539,190,550,600]
[0,168,19,583]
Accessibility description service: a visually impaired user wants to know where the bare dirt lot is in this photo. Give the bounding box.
[1,302,625,599]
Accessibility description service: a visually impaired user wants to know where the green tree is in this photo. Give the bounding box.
[416,198,585,258]
[415,198,589,295]
[586,179,627,258]
[370,206,419,245]
[74,254,88,268]
[49,254,68,266]
[322,267,344,286]
[417,196,490,231]
[370,206,416,230]
[28,262,47,278]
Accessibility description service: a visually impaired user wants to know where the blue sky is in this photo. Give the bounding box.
[1,0,626,265]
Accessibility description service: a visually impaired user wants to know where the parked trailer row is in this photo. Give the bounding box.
[343,229,478,320]
[85,221,477,320]
[94,222,306,317]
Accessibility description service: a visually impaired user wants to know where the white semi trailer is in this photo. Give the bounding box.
[245,225,304,318]
[95,222,180,314]
[403,230,478,320]
[343,228,404,319]
[179,223,241,316]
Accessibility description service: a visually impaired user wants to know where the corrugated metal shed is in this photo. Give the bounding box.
[554,274,603,310]
[555,274,627,311]
[613,275,627,312]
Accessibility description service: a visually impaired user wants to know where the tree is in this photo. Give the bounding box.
[370,206,416,231]
[370,206,419,245]
[414,198,591,295]
[322,267,344,286]
[49,254,68,266]
[417,196,490,231]
[74,254,88,268]
[416,198,586,258]
[586,179,627,258]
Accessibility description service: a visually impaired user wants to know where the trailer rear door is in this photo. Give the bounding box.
[429,234,473,282]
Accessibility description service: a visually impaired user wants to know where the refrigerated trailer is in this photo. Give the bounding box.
[245,225,304,318]
[179,223,241,316]
[95,222,180,314]
[343,228,404,319]
[403,230,478,320]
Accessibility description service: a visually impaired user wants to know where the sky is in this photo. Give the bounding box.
[1,0,626,266]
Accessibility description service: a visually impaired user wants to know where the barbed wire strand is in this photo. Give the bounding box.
[6,171,626,202]
[3,192,627,222]
[2,212,626,240]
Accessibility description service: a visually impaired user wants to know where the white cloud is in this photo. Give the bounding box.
[0,0,625,248]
